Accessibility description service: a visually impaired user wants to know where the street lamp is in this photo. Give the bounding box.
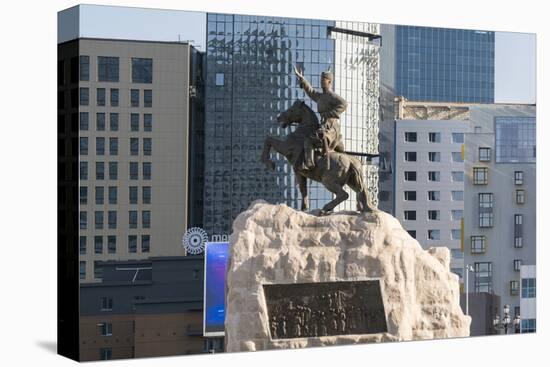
[493,304,521,334]
[464,264,474,315]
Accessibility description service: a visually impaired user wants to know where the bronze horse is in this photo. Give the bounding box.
[261,100,375,214]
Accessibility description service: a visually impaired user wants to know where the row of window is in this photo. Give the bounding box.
[79,235,151,256]
[79,211,151,230]
[80,88,152,107]
[79,162,152,180]
[79,112,153,132]
[404,190,457,202]
[79,186,151,205]
[79,137,152,156]
[79,56,153,84]
[404,151,463,163]
[403,209,463,220]
[404,131,464,144]
[404,171,464,183]
[406,228,461,241]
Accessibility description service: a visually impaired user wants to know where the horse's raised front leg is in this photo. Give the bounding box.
[295,172,309,211]
[260,136,276,170]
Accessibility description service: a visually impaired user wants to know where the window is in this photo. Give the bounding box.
[215,73,225,86]
[80,90,90,107]
[142,235,150,253]
[428,152,441,162]
[131,113,139,131]
[516,190,525,204]
[80,211,87,229]
[404,210,416,220]
[474,126,482,133]
[100,297,113,311]
[496,117,536,163]
[109,138,118,156]
[521,319,536,333]
[513,259,522,272]
[521,278,536,298]
[80,162,88,180]
[514,214,523,248]
[144,114,152,131]
[429,132,441,143]
[479,147,491,162]
[108,211,117,229]
[80,112,89,131]
[79,137,88,155]
[128,235,137,253]
[131,89,139,107]
[96,137,105,155]
[510,280,520,296]
[97,56,119,82]
[428,230,440,240]
[515,237,523,248]
[96,113,105,131]
[144,90,152,107]
[514,171,524,185]
[96,88,106,106]
[108,162,118,180]
[479,193,494,227]
[143,138,152,156]
[80,261,86,280]
[404,171,416,181]
[428,171,440,182]
[95,187,104,205]
[451,229,461,240]
[99,322,112,336]
[473,167,488,184]
[80,186,88,205]
[96,162,105,180]
[80,236,86,255]
[451,210,463,221]
[451,152,463,162]
[94,236,103,254]
[142,187,151,204]
[474,262,492,293]
[130,138,139,156]
[129,186,138,204]
[142,211,151,228]
[428,210,440,220]
[143,162,151,180]
[451,248,463,259]
[108,186,117,204]
[94,261,103,279]
[451,171,464,182]
[79,55,90,81]
[107,236,116,254]
[109,113,118,131]
[471,236,486,254]
[129,163,138,180]
[404,152,417,162]
[428,191,440,201]
[452,133,464,143]
[132,58,153,83]
[95,212,104,230]
[404,191,416,201]
[404,132,417,142]
[407,230,416,239]
[110,88,119,107]
[129,211,138,229]
[451,191,464,201]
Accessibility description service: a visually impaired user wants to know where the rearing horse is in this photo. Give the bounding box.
[261,100,375,214]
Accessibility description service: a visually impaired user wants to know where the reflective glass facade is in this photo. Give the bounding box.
[495,117,536,163]
[396,26,495,103]
[204,14,380,235]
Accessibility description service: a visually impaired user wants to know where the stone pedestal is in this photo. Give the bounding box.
[225,201,470,352]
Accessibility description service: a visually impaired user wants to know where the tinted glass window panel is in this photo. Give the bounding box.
[97,56,119,82]
[132,58,153,83]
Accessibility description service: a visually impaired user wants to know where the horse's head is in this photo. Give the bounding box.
[276,100,311,129]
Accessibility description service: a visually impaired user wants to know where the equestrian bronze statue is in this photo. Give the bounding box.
[261,66,376,214]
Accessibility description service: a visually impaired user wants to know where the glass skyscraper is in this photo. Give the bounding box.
[203,14,380,235]
[395,26,495,103]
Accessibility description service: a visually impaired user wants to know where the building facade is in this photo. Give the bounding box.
[203,14,381,236]
[58,38,199,283]
[463,104,536,326]
[520,265,536,333]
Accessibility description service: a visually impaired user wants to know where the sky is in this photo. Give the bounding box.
[58,4,536,104]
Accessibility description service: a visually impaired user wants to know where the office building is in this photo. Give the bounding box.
[520,265,536,333]
[463,104,536,326]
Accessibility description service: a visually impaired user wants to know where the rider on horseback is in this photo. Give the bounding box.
[294,65,347,171]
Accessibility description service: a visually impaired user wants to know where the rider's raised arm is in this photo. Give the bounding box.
[299,77,321,103]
